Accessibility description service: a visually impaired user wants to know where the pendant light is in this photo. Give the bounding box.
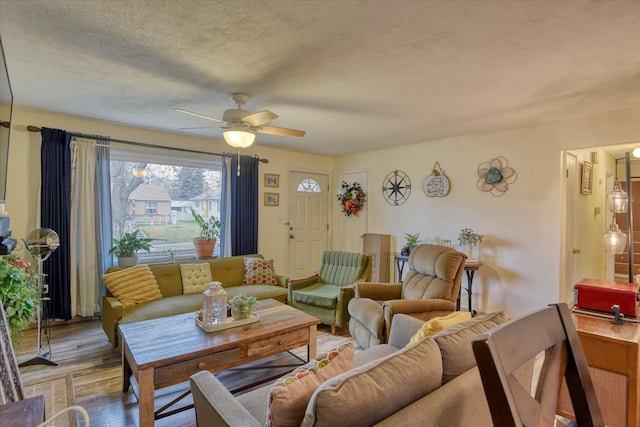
[609,180,628,214]
[603,218,627,254]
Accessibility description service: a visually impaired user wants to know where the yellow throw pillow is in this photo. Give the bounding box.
[102,264,162,309]
[409,311,472,344]
[180,263,213,294]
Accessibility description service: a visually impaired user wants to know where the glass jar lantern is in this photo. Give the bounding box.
[202,281,227,326]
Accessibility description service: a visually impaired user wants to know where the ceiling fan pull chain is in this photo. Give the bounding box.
[237,151,241,176]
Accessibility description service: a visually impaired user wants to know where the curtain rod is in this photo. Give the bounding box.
[26,125,268,163]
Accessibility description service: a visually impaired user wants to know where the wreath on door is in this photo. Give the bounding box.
[337,181,367,217]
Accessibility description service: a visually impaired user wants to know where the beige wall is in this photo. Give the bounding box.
[332,106,640,318]
[6,105,640,319]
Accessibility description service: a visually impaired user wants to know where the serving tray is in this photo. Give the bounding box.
[195,313,259,333]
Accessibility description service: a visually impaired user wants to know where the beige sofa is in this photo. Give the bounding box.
[102,254,287,348]
[189,311,512,427]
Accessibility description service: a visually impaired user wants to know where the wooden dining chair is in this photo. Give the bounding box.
[472,303,604,427]
[0,299,25,404]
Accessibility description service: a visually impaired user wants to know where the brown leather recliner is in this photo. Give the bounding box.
[348,244,466,349]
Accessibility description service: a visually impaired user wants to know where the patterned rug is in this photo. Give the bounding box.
[23,375,76,427]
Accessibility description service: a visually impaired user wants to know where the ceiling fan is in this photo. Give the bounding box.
[173,93,305,148]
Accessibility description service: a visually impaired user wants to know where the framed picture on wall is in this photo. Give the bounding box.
[581,161,592,195]
[264,173,279,188]
[265,192,279,206]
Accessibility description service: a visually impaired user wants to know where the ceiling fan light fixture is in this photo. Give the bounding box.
[223,129,256,148]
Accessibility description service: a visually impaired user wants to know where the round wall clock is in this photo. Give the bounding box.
[382,170,411,206]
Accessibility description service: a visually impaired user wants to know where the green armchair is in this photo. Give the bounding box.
[288,250,372,334]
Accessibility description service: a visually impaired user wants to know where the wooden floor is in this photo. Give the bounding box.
[13,318,353,427]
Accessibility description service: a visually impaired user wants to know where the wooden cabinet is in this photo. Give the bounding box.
[363,233,390,282]
[558,313,640,426]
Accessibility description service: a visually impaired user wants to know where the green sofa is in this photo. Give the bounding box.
[101,254,287,348]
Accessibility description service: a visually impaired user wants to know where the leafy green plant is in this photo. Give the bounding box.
[458,228,483,246]
[108,229,153,257]
[191,208,222,241]
[229,293,257,311]
[0,255,39,342]
[404,233,421,247]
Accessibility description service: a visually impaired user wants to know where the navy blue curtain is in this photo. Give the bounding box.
[230,155,259,255]
[40,128,72,320]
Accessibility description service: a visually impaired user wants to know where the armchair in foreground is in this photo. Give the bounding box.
[348,244,466,349]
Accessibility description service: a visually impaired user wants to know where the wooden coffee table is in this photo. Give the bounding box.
[118,298,320,427]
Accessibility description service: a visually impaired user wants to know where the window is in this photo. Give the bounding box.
[145,202,157,214]
[297,178,321,192]
[109,147,227,262]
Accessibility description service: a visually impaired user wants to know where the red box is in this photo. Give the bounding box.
[574,278,639,317]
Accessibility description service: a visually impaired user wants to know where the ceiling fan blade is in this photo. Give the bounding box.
[258,125,306,138]
[242,110,278,127]
[173,108,228,124]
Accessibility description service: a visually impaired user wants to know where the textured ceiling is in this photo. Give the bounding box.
[0,0,639,155]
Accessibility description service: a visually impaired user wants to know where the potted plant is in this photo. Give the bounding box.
[191,208,222,258]
[228,293,256,320]
[458,228,483,259]
[401,232,421,256]
[109,228,153,266]
[0,255,39,343]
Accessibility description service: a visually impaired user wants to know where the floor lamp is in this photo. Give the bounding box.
[18,228,60,367]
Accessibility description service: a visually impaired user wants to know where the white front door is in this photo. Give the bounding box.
[287,172,329,278]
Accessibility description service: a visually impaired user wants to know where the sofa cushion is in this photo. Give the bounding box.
[433,311,507,383]
[211,254,262,287]
[225,285,288,303]
[119,293,203,325]
[302,338,442,427]
[293,284,339,308]
[409,311,471,344]
[266,342,354,427]
[316,251,367,286]
[243,258,277,285]
[102,264,162,309]
[180,263,213,294]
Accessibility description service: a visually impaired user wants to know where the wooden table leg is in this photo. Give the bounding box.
[122,348,132,393]
[307,324,317,361]
[138,367,155,427]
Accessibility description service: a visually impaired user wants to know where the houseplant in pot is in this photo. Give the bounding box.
[109,228,153,266]
[228,293,257,320]
[401,232,421,256]
[0,255,39,343]
[191,208,222,258]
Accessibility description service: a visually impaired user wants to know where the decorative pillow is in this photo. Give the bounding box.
[266,342,354,427]
[243,257,277,285]
[301,338,442,427]
[408,311,472,345]
[433,311,507,383]
[179,263,213,294]
[101,264,162,309]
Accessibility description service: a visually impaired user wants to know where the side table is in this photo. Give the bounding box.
[394,253,482,316]
[557,312,640,426]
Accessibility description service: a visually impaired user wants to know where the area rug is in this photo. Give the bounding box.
[23,374,76,427]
